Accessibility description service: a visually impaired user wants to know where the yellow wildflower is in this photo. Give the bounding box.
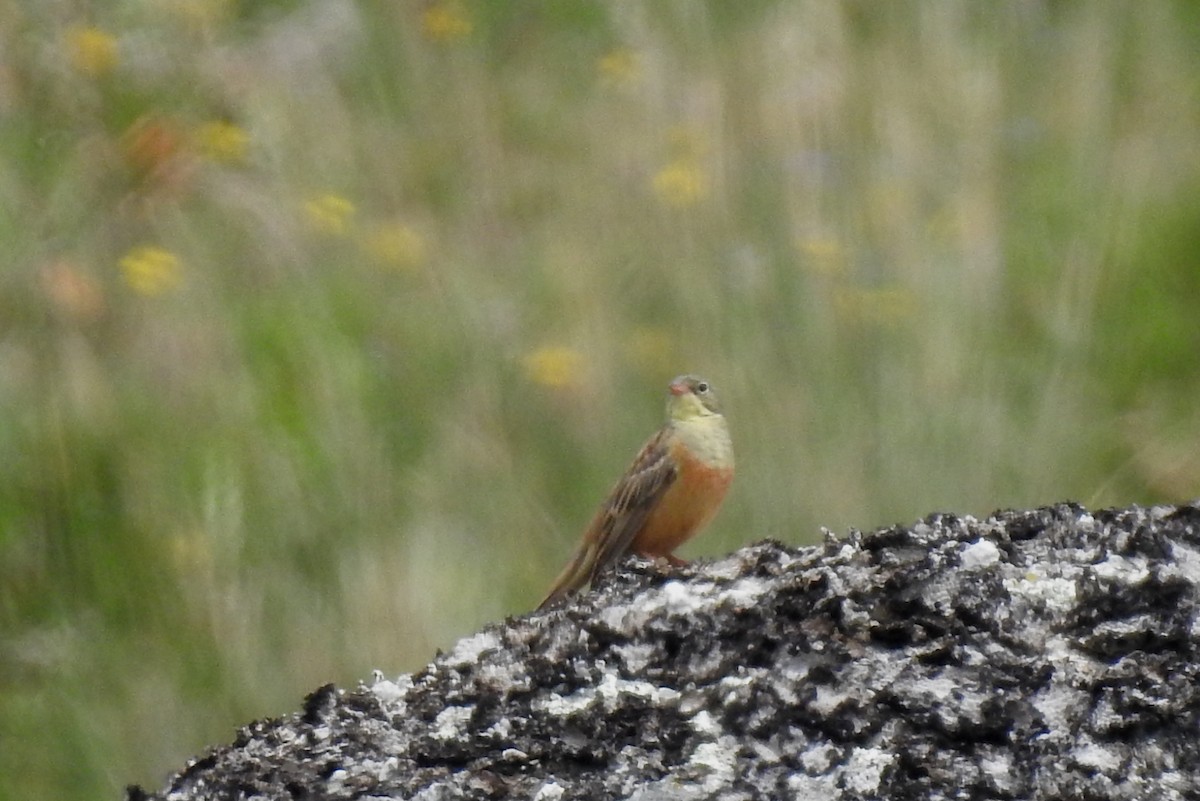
[598,49,640,87]
[68,26,118,77]
[652,160,709,207]
[422,3,472,42]
[524,346,584,390]
[360,221,426,271]
[195,120,248,164]
[119,246,182,296]
[304,193,356,236]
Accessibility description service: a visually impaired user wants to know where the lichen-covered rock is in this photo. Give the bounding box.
[131,502,1200,801]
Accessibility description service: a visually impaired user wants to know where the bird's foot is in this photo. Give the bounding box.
[638,553,689,573]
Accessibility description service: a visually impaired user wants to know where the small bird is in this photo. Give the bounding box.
[537,374,734,610]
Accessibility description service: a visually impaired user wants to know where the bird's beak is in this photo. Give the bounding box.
[668,380,689,396]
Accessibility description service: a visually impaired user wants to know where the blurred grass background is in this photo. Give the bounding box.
[1,1,1198,797]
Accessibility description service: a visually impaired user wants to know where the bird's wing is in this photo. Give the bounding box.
[586,428,679,583]
[537,427,678,611]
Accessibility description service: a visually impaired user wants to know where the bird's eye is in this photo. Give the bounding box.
[696,381,709,393]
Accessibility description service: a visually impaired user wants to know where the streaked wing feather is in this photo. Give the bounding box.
[587,430,678,583]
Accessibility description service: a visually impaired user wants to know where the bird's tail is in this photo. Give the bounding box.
[536,540,598,611]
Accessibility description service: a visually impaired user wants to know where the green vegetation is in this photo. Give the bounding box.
[2,2,1198,798]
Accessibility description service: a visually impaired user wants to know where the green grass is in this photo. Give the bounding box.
[2,2,1199,798]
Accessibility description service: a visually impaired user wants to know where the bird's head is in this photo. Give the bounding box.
[666,375,722,420]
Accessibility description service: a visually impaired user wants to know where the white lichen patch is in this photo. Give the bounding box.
[442,631,501,668]
[533,781,565,800]
[1074,736,1121,772]
[683,644,727,679]
[657,580,709,613]
[798,742,838,773]
[483,717,512,741]
[691,710,721,737]
[1004,570,1078,614]
[704,556,749,581]
[960,538,1001,569]
[778,654,812,683]
[615,642,658,674]
[477,656,526,692]
[842,747,894,794]
[536,685,594,717]
[689,736,739,778]
[534,671,679,719]
[368,672,413,708]
[1032,678,1092,743]
[980,751,1014,792]
[599,578,722,633]
[908,674,961,704]
[532,777,564,796]
[432,704,474,740]
[596,602,639,631]
[1091,553,1150,583]
[682,736,743,794]
[324,768,347,793]
[809,684,850,716]
[721,576,768,606]
[1166,541,1200,583]
[748,739,781,764]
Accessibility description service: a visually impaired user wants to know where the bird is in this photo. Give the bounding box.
[537,374,734,610]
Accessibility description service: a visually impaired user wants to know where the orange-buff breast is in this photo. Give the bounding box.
[629,444,734,557]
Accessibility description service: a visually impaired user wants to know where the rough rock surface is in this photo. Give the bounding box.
[131,502,1200,801]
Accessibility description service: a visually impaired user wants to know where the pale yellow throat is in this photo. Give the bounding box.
[671,412,734,471]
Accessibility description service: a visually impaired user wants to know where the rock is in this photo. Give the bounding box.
[130,502,1200,800]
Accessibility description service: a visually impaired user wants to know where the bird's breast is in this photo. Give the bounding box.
[631,414,733,557]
